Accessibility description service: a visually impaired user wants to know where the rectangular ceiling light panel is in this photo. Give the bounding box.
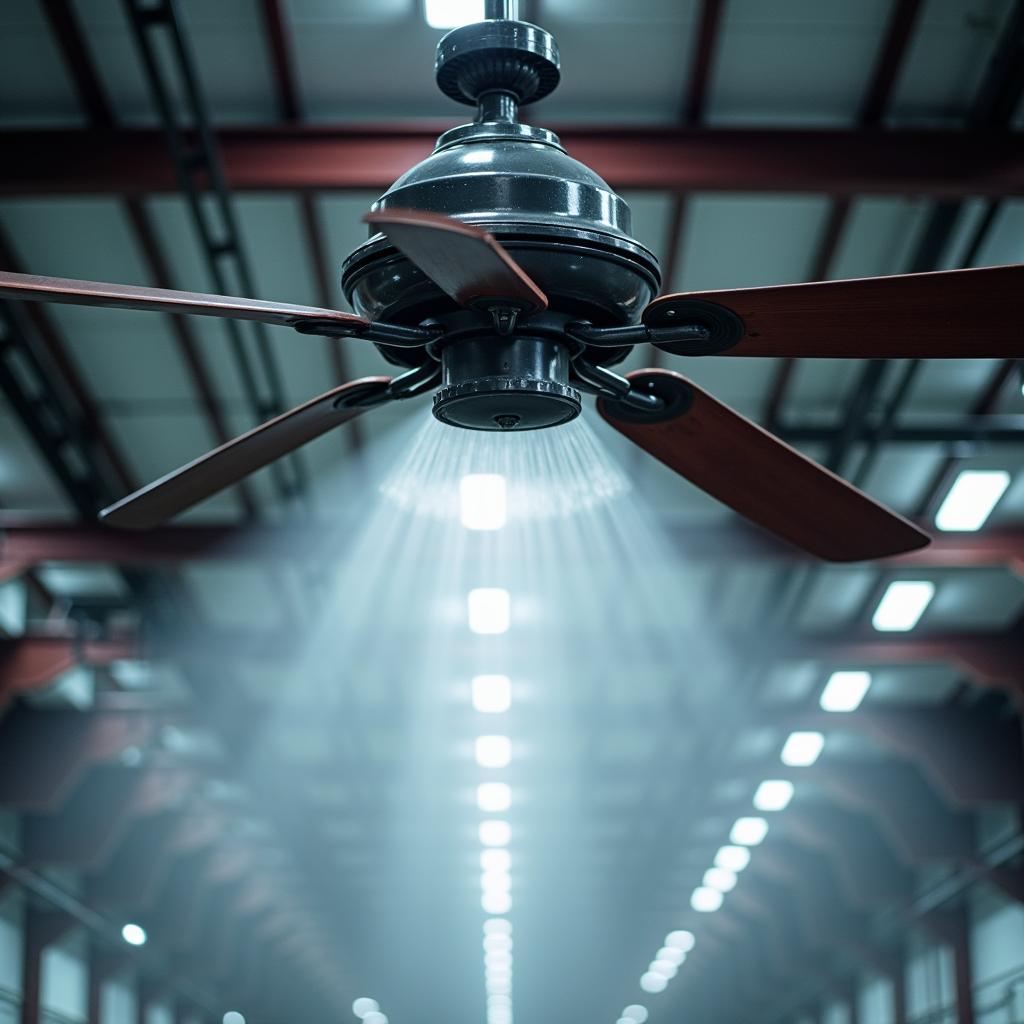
[935,470,1010,532]
[871,580,935,632]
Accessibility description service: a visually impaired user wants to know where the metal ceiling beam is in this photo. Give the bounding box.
[2,127,1021,195]
[258,0,301,122]
[768,631,1024,696]
[655,0,726,310]
[5,627,1022,696]
[3,519,1024,570]
[762,0,924,430]
[0,633,137,708]
[121,0,307,510]
[40,0,115,129]
[0,704,174,811]
[773,706,1024,807]
[122,197,259,519]
[22,763,198,868]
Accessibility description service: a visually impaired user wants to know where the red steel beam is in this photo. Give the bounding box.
[22,764,198,868]
[0,705,173,811]
[770,631,1024,696]
[0,634,137,708]
[774,706,1024,807]
[2,520,1023,570]
[1,127,1022,196]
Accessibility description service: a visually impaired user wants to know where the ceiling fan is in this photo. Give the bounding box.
[1,6,1021,560]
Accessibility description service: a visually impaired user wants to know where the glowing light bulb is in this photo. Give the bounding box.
[665,930,695,952]
[781,731,825,767]
[691,886,724,912]
[460,474,507,530]
[820,670,872,712]
[476,735,511,768]
[714,845,750,872]
[730,816,769,846]
[477,782,511,812]
[121,923,146,946]
[871,580,935,632]
[935,470,1010,531]
[468,588,510,634]
[753,779,794,811]
[473,674,511,713]
[424,0,486,29]
[479,820,511,847]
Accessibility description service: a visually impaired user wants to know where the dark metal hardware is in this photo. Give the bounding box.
[566,320,712,349]
[571,359,664,414]
[337,361,442,411]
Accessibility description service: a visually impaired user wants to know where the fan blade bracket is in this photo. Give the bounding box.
[566,320,714,350]
[334,359,441,410]
[290,315,442,349]
[593,366,695,422]
[641,298,747,356]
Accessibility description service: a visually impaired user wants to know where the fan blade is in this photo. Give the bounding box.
[598,369,930,561]
[365,209,548,313]
[0,271,367,333]
[644,264,1024,358]
[100,377,390,529]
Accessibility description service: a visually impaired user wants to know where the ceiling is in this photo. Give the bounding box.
[0,2,1022,1024]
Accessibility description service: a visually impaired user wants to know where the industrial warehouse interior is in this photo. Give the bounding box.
[1,1,1024,1024]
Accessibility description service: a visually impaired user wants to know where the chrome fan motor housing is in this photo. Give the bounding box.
[340,16,662,429]
[341,122,661,344]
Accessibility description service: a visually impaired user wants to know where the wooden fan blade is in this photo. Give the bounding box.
[100,377,390,529]
[365,209,548,313]
[0,271,367,333]
[598,369,930,561]
[644,264,1024,358]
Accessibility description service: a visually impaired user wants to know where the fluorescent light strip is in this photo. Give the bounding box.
[820,670,871,712]
[630,930,696,1007]
[753,779,794,811]
[483,919,513,1024]
[460,474,507,530]
[780,731,824,767]
[476,735,511,768]
[714,845,750,872]
[703,866,738,893]
[468,588,511,634]
[935,470,1010,532]
[871,580,935,632]
[424,0,486,29]
[477,782,512,812]
[690,885,724,912]
[730,816,769,846]
[473,674,511,713]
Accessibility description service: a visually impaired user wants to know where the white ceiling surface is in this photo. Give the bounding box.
[0,3,1022,1021]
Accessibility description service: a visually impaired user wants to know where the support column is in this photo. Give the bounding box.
[22,909,76,1024]
[891,959,907,1024]
[87,944,130,1024]
[924,909,975,1024]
